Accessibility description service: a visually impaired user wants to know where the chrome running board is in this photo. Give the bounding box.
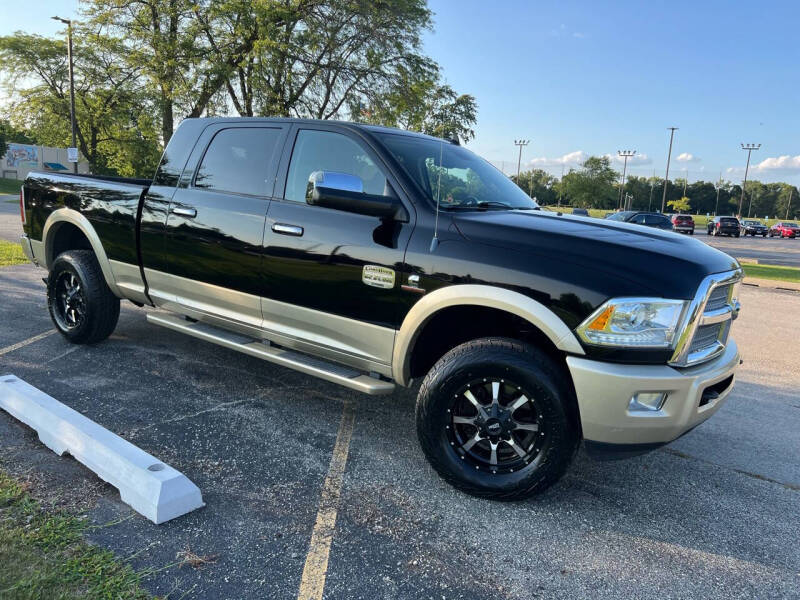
[146,313,395,396]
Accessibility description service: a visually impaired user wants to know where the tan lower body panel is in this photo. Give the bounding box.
[109,260,149,305]
[143,268,395,378]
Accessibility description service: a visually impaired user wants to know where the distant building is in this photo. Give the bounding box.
[2,143,90,180]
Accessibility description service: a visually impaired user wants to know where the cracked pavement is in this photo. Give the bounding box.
[1,261,799,599]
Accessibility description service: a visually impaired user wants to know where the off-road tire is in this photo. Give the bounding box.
[415,337,579,500]
[47,250,120,344]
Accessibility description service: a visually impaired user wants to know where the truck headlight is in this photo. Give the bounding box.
[576,298,688,348]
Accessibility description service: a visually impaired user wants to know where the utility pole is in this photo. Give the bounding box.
[514,139,530,181]
[52,16,78,174]
[747,190,755,217]
[714,171,722,215]
[617,150,636,209]
[786,188,794,219]
[661,127,678,213]
[739,143,760,217]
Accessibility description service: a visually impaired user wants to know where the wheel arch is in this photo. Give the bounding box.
[42,208,122,297]
[392,284,585,386]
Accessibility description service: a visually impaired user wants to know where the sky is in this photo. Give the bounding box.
[423,0,800,185]
[1,0,798,185]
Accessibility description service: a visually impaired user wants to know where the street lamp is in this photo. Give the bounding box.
[739,143,760,217]
[514,139,530,182]
[617,150,635,209]
[661,127,678,213]
[52,16,77,174]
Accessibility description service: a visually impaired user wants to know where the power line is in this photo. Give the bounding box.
[514,139,530,181]
[661,127,678,213]
[739,143,761,216]
[617,150,636,209]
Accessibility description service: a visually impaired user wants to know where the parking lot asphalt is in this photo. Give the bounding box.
[700,232,800,268]
[1,262,799,599]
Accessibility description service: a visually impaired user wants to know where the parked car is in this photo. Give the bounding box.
[707,216,740,237]
[670,214,695,235]
[605,211,673,230]
[769,222,800,238]
[740,219,768,237]
[18,117,743,500]
[572,207,589,217]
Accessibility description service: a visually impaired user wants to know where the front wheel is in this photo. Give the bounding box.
[415,337,579,500]
[735,233,740,238]
[47,250,120,344]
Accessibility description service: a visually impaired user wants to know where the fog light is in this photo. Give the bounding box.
[629,392,667,412]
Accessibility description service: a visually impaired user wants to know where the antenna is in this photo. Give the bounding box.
[430,139,444,252]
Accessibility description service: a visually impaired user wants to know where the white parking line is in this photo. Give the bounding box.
[0,329,56,357]
[297,402,355,600]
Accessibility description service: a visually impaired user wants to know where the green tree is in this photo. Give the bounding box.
[668,196,691,213]
[561,156,618,209]
[0,31,161,176]
[512,169,558,205]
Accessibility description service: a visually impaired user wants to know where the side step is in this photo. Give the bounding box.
[146,313,395,396]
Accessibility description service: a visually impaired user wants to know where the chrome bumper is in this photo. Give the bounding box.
[567,338,740,446]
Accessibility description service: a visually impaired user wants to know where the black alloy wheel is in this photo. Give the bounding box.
[416,337,579,500]
[47,250,120,344]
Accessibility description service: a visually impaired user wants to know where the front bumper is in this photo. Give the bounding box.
[567,338,740,452]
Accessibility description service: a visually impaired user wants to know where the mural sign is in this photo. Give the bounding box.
[5,144,39,168]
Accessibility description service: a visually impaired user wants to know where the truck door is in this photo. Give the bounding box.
[260,125,414,369]
[151,123,288,330]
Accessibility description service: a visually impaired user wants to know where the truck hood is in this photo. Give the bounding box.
[452,210,740,299]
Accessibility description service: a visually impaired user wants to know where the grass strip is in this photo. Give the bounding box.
[742,263,800,284]
[0,240,27,267]
[0,471,151,599]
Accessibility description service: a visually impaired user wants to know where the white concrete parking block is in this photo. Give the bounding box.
[0,374,204,524]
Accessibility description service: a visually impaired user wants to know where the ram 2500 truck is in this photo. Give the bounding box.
[18,118,742,499]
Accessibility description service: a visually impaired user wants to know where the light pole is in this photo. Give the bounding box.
[648,169,655,211]
[661,127,678,213]
[514,139,530,181]
[714,171,722,215]
[739,143,760,217]
[52,16,77,174]
[617,150,635,209]
[787,188,794,220]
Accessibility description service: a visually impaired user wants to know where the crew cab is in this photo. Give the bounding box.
[18,118,743,500]
[769,222,800,238]
[707,216,741,237]
[740,219,768,237]
[670,214,695,235]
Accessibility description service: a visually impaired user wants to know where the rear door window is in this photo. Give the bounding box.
[194,127,283,196]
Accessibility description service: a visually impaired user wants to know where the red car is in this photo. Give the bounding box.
[670,214,695,234]
[769,222,800,238]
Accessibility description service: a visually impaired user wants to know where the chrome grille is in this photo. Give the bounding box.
[705,284,732,311]
[688,323,723,355]
[670,270,742,367]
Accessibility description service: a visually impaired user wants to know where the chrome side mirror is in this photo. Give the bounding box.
[306,170,406,221]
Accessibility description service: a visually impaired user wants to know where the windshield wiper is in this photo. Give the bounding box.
[447,201,515,210]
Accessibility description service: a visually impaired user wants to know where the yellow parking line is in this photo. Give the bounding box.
[0,329,56,357]
[297,402,355,600]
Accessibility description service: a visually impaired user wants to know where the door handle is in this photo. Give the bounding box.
[171,206,197,218]
[272,223,304,236]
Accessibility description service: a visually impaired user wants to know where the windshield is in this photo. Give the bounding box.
[378,133,538,210]
[744,220,759,225]
[720,218,739,224]
[784,222,799,227]
[606,212,633,221]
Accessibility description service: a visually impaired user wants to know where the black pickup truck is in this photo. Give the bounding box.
[19,118,743,499]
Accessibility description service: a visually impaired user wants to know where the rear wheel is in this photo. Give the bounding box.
[415,337,579,500]
[47,250,120,344]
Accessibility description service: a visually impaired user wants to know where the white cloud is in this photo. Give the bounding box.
[605,152,652,166]
[572,32,585,38]
[527,150,588,168]
[753,155,800,172]
[676,152,700,162]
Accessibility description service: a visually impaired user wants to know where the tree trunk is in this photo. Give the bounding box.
[161,93,173,146]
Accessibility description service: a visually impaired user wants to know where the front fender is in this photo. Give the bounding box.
[391,284,585,386]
